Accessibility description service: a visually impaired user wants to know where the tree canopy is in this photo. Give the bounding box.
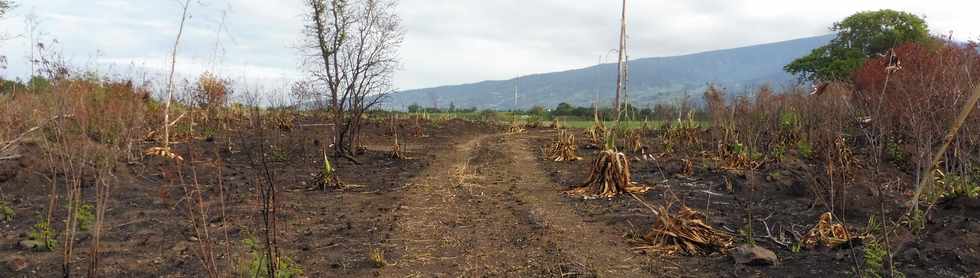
[785,9,929,82]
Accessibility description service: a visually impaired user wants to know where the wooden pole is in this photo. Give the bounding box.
[614,0,627,122]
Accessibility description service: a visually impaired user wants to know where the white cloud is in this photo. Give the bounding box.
[1,0,977,91]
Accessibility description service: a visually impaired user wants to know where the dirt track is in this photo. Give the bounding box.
[382,134,655,276]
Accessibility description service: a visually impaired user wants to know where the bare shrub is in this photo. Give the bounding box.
[192,71,231,109]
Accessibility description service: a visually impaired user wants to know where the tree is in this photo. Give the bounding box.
[785,9,929,82]
[303,0,404,162]
[553,102,574,116]
[407,103,421,113]
[0,1,12,70]
[528,105,546,116]
[191,71,231,110]
[0,1,11,18]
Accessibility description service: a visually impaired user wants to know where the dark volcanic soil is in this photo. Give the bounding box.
[1,122,978,277]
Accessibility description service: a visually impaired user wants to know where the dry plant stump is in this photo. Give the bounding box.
[565,150,648,198]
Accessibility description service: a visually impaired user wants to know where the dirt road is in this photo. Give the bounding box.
[381,133,656,277]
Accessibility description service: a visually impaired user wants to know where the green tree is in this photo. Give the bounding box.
[407,103,421,113]
[553,102,574,116]
[528,105,546,116]
[785,9,929,82]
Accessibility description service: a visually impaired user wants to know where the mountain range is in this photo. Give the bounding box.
[386,34,834,110]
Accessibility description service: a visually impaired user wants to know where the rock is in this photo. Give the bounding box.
[731,244,778,266]
[766,158,813,197]
[899,247,924,263]
[5,256,29,272]
[17,240,43,251]
[172,241,190,253]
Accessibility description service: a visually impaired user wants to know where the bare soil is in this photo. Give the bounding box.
[1,122,978,277]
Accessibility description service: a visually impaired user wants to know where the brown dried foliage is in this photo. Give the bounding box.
[549,130,580,162]
[640,206,734,256]
[565,150,649,198]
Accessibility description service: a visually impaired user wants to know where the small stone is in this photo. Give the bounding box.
[5,256,29,272]
[17,240,42,251]
[172,241,190,253]
[731,244,778,266]
[899,247,923,262]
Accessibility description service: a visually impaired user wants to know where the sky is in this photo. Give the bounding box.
[0,0,977,91]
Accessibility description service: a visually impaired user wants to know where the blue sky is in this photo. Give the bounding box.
[0,0,977,91]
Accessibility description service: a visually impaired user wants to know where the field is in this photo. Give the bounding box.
[1,110,979,276]
[1,3,979,278]
[559,119,665,130]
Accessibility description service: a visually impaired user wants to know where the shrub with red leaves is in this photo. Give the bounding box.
[853,39,980,174]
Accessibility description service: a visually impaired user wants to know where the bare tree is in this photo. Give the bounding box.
[0,1,11,18]
[0,1,10,70]
[303,0,404,162]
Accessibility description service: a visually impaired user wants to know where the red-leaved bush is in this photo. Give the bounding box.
[853,39,980,175]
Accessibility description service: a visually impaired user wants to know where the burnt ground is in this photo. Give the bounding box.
[1,121,978,277]
[530,128,980,278]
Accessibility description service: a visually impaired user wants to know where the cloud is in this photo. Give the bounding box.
[1,0,977,92]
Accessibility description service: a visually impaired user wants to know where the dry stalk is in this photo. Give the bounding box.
[390,134,411,160]
[565,150,649,198]
[586,121,608,146]
[550,118,563,129]
[163,0,192,151]
[451,158,473,186]
[181,136,220,277]
[549,130,581,162]
[86,169,113,277]
[414,115,425,137]
[214,149,233,274]
[0,114,71,160]
[625,130,643,154]
[45,114,85,277]
[507,120,526,135]
[638,205,733,256]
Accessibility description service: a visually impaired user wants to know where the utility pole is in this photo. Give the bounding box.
[614,0,628,122]
[513,75,518,111]
[595,55,601,109]
[624,53,631,121]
